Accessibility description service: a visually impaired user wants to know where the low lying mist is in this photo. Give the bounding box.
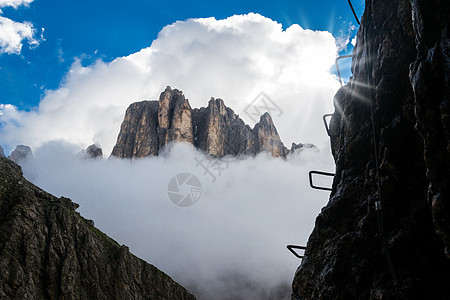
[21,142,333,299]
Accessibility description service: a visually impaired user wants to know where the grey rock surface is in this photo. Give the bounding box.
[289,143,318,154]
[111,100,160,158]
[9,145,32,164]
[78,144,103,159]
[158,87,194,151]
[85,144,103,159]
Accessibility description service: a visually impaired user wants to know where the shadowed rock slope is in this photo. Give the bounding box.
[0,157,195,299]
[111,87,291,158]
[292,0,450,299]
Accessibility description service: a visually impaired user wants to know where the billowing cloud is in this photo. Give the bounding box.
[0,13,340,155]
[21,142,333,299]
[0,16,38,54]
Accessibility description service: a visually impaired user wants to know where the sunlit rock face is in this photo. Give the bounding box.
[111,100,160,158]
[158,87,194,150]
[292,0,450,299]
[254,112,289,157]
[111,86,291,158]
[0,157,196,299]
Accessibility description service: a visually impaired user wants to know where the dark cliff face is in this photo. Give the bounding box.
[292,0,450,299]
[409,0,450,261]
[0,157,195,299]
[111,86,290,158]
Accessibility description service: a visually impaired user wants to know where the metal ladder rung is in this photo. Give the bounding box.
[336,55,353,86]
[322,113,339,137]
[309,171,335,191]
[287,245,306,259]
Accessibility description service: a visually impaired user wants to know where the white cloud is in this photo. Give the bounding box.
[21,142,333,299]
[351,36,357,46]
[0,13,340,155]
[0,0,40,55]
[335,23,358,52]
[0,15,38,54]
[335,34,350,51]
[0,0,33,9]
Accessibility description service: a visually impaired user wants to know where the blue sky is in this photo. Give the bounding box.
[0,0,363,111]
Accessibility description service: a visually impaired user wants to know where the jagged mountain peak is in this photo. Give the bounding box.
[207,97,225,108]
[77,144,103,159]
[255,112,275,129]
[9,145,33,164]
[111,88,301,159]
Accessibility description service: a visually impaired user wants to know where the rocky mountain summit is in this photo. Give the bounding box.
[111,87,298,159]
[8,145,33,164]
[292,0,450,299]
[77,144,103,159]
[0,157,195,299]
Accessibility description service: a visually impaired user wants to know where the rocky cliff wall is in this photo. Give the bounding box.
[111,87,290,159]
[292,0,450,298]
[0,157,196,299]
